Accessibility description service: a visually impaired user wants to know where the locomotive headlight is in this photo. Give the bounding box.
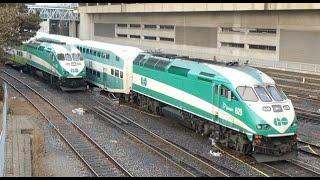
[262,106,271,112]
[256,124,270,130]
[283,105,290,110]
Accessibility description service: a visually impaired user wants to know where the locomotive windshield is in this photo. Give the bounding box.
[65,53,72,61]
[57,53,65,61]
[254,86,272,102]
[266,85,284,101]
[236,86,258,102]
[72,53,80,61]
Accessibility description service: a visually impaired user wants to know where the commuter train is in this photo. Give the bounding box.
[5,37,87,91]
[35,33,298,162]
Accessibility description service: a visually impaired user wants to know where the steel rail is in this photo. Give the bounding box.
[0,70,131,177]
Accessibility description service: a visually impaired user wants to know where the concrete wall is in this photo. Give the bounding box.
[38,19,49,33]
[78,3,320,13]
[175,27,217,47]
[280,30,320,64]
[0,82,8,177]
[78,6,320,73]
[69,21,77,37]
[79,13,93,40]
[94,23,115,37]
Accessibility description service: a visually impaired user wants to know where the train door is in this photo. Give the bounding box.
[218,84,235,127]
[50,53,55,83]
[216,84,222,123]
[103,67,108,89]
[212,83,218,122]
[51,54,55,75]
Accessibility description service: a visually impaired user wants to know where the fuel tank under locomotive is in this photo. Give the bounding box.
[58,77,88,91]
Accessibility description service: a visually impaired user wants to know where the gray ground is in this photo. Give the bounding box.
[5,87,92,177]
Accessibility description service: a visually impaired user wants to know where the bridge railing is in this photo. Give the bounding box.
[27,5,79,21]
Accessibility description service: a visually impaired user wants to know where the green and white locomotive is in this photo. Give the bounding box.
[5,37,87,91]
[131,53,297,162]
[35,33,298,162]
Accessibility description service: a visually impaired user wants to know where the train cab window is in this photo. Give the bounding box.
[254,86,272,102]
[65,54,72,61]
[79,47,82,52]
[111,69,114,76]
[220,86,237,100]
[266,85,284,101]
[86,67,89,73]
[116,56,119,61]
[120,71,123,79]
[57,53,65,61]
[72,53,80,61]
[236,86,258,102]
[115,70,119,77]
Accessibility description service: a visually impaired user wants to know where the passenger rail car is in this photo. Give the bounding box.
[75,41,142,95]
[5,38,87,91]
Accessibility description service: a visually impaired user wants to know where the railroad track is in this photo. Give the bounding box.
[0,70,131,177]
[265,160,320,177]
[212,143,293,177]
[258,68,320,85]
[77,94,238,177]
[298,139,320,159]
[294,107,320,124]
[85,92,302,177]
[88,87,320,177]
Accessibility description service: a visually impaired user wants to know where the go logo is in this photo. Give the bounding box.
[274,117,288,126]
[141,77,147,87]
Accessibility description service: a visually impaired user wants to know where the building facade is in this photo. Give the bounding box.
[77,3,320,74]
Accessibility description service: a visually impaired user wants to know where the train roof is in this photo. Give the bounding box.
[26,39,79,55]
[36,32,142,61]
[137,52,275,88]
[36,32,82,45]
[79,40,143,61]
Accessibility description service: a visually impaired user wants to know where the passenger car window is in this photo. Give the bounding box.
[111,69,114,75]
[120,71,123,79]
[115,70,119,77]
[254,86,272,102]
[236,86,258,102]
